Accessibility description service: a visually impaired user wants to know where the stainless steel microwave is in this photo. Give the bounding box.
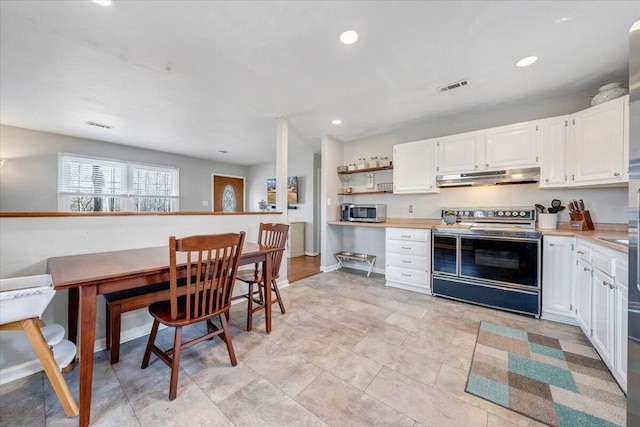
[346,204,386,223]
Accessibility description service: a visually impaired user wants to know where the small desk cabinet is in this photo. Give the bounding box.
[288,221,305,258]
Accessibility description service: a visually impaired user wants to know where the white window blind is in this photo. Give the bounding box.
[59,154,127,197]
[58,153,179,212]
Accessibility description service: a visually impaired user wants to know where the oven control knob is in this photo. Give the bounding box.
[512,211,519,216]
[519,211,526,217]
[497,211,504,216]
[505,211,511,216]
[464,211,469,216]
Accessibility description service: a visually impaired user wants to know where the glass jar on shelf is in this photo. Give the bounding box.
[356,158,367,170]
[369,156,379,168]
[380,156,391,167]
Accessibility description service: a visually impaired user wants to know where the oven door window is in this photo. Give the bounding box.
[460,237,538,287]
[433,235,457,275]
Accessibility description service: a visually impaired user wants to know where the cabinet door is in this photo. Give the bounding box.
[393,139,438,194]
[575,258,592,336]
[569,96,625,184]
[436,131,483,174]
[591,268,615,365]
[542,236,575,319]
[614,258,628,391]
[484,121,538,170]
[539,116,569,188]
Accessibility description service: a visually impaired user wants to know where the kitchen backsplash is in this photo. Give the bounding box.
[347,183,627,224]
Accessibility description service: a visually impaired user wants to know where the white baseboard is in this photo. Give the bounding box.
[0,359,43,386]
[321,263,339,273]
[303,251,319,257]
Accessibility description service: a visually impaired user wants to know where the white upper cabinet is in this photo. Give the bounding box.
[436,122,538,175]
[484,121,538,170]
[539,116,569,188]
[393,139,438,194]
[568,95,627,185]
[436,131,483,174]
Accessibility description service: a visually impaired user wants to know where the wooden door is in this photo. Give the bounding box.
[212,175,244,212]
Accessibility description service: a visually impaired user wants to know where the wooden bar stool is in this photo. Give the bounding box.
[234,223,289,331]
[0,275,79,418]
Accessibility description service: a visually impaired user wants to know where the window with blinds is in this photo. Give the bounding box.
[58,153,179,212]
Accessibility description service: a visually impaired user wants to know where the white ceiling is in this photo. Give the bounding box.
[1,1,638,165]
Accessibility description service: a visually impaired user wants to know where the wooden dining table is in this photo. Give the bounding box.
[47,242,282,427]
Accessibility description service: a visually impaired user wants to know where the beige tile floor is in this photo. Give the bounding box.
[0,269,615,426]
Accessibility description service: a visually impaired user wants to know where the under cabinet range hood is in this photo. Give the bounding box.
[436,167,540,187]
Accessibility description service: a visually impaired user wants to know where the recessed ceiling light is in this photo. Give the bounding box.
[92,0,113,6]
[339,30,358,45]
[218,150,228,154]
[556,17,572,23]
[331,119,342,125]
[515,56,538,67]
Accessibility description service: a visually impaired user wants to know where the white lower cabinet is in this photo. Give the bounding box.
[385,228,431,294]
[573,240,627,392]
[591,267,615,363]
[575,257,592,335]
[541,236,576,323]
[613,257,628,391]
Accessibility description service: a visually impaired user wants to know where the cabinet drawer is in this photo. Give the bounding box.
[386,240,428,256]
[386,253,429,270]
[386,266,429,287]
[576,242,592,262]
[592,250,614,277]
[386,228,429,242]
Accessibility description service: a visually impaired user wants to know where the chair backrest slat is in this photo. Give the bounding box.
[169,232,245,321]
[258,223,289,278]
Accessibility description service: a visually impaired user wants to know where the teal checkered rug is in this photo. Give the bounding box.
[465,321,626,426]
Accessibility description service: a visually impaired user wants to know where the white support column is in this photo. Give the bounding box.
[276,118,289,281]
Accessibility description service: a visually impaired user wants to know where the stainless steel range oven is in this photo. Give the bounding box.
[431,207,542,317]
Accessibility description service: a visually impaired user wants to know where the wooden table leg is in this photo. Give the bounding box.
[263,254,272,333]
[68,287,79,345]
[78,285,97,427]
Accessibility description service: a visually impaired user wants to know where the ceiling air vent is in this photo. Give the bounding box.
[86,121,112,129]
[437,79,470,93]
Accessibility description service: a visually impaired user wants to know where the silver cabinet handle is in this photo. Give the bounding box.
[603,280,610,287]
[475,165,478,169]
[401,246,411,250]
[401,260,411,263]
[401,273,411,277]
[577,250,585,254]
[401,235,411,238]
[545,178,550,182]
[614,172,620,177]
[549,243,555,246]
[485,163,489,168]
[584,267,590,271]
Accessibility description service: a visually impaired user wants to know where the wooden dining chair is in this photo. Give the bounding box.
[141,232,245,401]
[234,223,289,331]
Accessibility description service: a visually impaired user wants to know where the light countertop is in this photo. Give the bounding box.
[328,218,629,253]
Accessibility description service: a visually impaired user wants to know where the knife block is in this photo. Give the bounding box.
[569,210,595,231]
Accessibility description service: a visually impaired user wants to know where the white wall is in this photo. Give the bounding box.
[246,161,275,211]
[0,213,284,383]
[247,147,321,255]
[0,125,249,212]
